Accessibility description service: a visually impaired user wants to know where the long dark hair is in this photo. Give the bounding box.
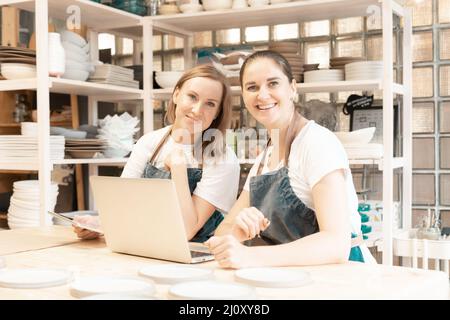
[239,50,302,161]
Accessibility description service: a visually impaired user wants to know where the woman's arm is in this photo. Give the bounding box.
[214,190,250,238]
[207,169,352,268]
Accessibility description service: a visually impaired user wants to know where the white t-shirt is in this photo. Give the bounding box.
[244,120,375,263]
[121,126,241,213]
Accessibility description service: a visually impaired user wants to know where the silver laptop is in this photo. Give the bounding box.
[90,176,214,264]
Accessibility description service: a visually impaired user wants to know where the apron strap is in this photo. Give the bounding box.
[148,126,173,165]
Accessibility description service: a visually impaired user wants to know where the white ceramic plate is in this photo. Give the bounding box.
[0,268,71,289]
[139,265,214,284]
[234,267,312,288]
[70,276,156,298]
[82,293,158,300]
[168,280,256,300]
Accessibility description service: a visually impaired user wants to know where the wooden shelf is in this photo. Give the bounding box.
[148,0,378,33]
[0,123,20,128]
[0,78,143,101]
[0,0,143,38]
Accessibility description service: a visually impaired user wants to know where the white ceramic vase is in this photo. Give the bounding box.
[48,32,65,77]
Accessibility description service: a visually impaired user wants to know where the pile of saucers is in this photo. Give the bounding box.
[345,61,383,81]
[7,180,58,229]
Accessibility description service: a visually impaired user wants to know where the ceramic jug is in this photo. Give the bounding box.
[48,32,65,77]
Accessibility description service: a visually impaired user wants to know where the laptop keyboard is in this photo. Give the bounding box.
[190,251,213,258]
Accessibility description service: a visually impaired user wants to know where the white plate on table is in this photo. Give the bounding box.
[139,265,214,284]
[70,276,156,298]
[0,268,72,289]
[82,293,158,300]
[234,267,312,288]
[168,280,256,300]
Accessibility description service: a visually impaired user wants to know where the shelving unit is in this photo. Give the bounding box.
[142,0,412,265]
[0,0,144,225]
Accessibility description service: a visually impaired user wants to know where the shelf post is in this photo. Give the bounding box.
[184,35,194,70]
[143,17,153,134]
[35,0,51,226]
[402,8,413,230]
[382,0,395,265]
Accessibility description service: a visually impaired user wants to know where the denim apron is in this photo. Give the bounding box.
[142,128,224,243]
[247,146,365,262]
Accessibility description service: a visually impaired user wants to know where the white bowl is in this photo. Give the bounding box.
[65,59,93,72]
[60,30,87,48]
[65,50,89,63]
[103,148,130,158]
[334,127,376,145]
[202,0,232,11]
[179,3,203,13]
[62,68,90,81]
[1,63,36,79]
[62,41,88,57]
[249,0,269,6]
[155,71,183,88]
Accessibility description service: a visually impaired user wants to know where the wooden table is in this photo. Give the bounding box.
[0,227,448,300]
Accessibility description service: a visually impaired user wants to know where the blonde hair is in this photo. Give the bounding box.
[165,64,232,160]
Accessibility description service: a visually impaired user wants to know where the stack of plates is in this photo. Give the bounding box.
[70,276,156,299]
[0,135,65,162]
[168,280,256,300]
[7,180,58,229]
[0,46,36,65]
[89,64,139,88]
[1,63,36,80]
[304,69,344,83]
[268,41,304,82]
[345,61,383,81]
[65,138,107,159]
[329,57,364,70]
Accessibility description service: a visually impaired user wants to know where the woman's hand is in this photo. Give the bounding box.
[205,235,256,269]
[231,207,270,242]
[164,147,187,171]
[72,215,101,240]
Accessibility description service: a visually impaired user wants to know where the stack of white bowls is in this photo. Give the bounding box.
[97,112,140,158]
[304,69,344,83]
[60,30,93,81]
[0,63,36,79]
[155,71,183,89]
[20,122,38,136]
[345,61,383,81]
[7,180,58,229]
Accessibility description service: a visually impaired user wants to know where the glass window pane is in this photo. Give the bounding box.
[366,35,397,62]
[336,38,363,57]
[413,102,434,133]
[163,35,183,50]
[413,67,433,98]
[412,209,437,229]
[216,28,240,45]
[441,210,450,228]
[169,53,184,71]
[153,35,161,51]
[439,0,450,23]
[440,102,450,133]
[274,23,298,40]
[413,174,435,205]
[405,0,433,26]
[440,174,450,206]
[336,17,362,34]
[153,55,162,72]
[367,9,382,30]
[194,31,212,48]
[99,33,115,55]
[441,137,450,169]
[303,20,329,37]
[440,65,450,96]
[305,41,330,68]
[413,137,435,169]
[413,31,433,62]
[440,29,450,60]
[245,26,269,42]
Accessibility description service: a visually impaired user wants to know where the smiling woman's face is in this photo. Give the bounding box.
[241,58,296,130]
[172,76,223,135]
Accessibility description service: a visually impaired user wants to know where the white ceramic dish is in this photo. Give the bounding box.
[65,50,89,63]
[179,3,203,13]
[61,41,88,57]
[155,71,183,88]
[60,30,87,47]
[334,127,376,145]
[70,276,156,298]
[82,293,157,300]
[139,265,214,284]
[202,0,232,11]
[234,267,312,288]
[1,63,36,79]
[62,68,90,81]
[0,269,71,289]
[168,280,256,300]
